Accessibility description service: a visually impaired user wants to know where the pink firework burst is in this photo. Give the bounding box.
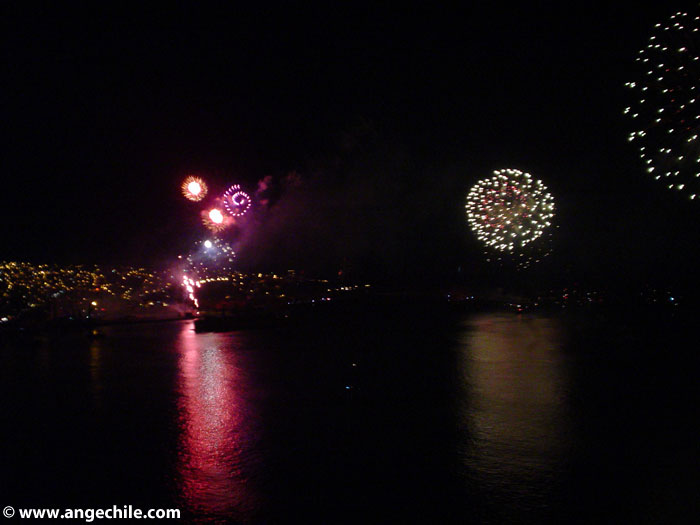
[223,184,251,217]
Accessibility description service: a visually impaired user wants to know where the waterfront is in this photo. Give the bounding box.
[1,309,697,523]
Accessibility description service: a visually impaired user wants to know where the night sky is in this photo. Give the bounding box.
[3,3,698,289]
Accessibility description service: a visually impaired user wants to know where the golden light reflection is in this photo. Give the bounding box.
[175,322,259,521]
[88,340,103,409]
[457,313,570,493]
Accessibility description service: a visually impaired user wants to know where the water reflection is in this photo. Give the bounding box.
[88,341,103,409]
[176,322,259,521]
[457,313,570,514]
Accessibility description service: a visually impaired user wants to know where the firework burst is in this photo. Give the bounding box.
[201,208,229,233]
[625,10,700,200]
[466,168,555,267]
[186,238,236,276]
[223,184,252,217]
[181,176,208,201]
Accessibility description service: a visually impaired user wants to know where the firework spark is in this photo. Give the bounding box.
[625,11,700,200]
[182,274,200,308]
[186,238,236,278]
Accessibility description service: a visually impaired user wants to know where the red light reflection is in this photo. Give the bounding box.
[176,323,259,520]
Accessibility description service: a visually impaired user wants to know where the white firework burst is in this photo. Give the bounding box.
[625,10,700,200]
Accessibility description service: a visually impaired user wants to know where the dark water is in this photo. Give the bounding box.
[1,308,698,523]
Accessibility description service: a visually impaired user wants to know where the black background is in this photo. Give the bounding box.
[3,3,698,290]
